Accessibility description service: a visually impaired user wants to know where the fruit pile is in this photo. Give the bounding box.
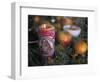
[28,16,88,66]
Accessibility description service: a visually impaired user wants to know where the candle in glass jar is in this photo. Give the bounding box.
[39,24,55,57]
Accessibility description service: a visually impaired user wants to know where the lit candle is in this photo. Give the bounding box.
[39,24,55,57]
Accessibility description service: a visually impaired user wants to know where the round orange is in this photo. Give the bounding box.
[74,40,88,55]
[58,31,72,46]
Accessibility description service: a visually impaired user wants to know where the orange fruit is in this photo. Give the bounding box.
[74,40,88,55]
[58,31,72,46]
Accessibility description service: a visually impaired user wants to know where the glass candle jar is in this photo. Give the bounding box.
[39,24,55,57]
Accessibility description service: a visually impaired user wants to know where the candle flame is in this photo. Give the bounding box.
[43,24,46,29]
